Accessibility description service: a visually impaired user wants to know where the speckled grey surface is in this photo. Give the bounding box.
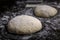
[0,0,60,40]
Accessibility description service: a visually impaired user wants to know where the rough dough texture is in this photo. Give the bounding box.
[34,5,57,17]
[8,15,42,34]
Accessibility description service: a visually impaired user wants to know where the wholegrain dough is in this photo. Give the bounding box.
[8,15,42,34]
[34,5,57,17]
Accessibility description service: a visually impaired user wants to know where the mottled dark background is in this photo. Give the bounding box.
[0,0,60,40]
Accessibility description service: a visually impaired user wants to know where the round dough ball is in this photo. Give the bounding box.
[8,15,42,34]
[34,5,57,17]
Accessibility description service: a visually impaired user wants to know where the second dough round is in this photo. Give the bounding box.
[34,5,57,17]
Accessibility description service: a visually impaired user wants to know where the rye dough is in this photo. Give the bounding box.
[8,15,42,34]
[34,5,57,17]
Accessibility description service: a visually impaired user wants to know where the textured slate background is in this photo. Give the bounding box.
[0,0,60,40]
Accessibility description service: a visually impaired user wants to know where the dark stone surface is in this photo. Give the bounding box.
[0,0,60,40]
[0,0,16,12]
